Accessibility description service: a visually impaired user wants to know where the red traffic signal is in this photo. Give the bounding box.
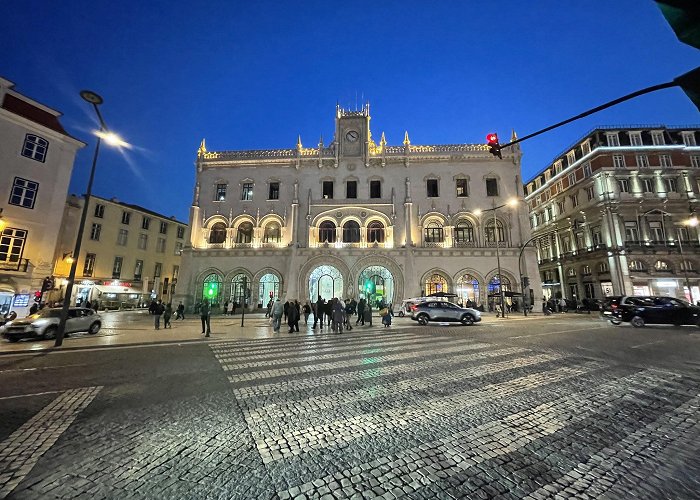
[486,132,502,159]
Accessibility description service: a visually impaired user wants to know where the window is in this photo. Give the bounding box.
[173,265,180,281]
[424,221,444,243]
[112,256,123,279]
[664,178,678,192]
[215,183,227,201]
[263,222,281,243]
[174,242,183,255]
[649,221,664,241]
[592,226,602,245]
[624,221,639,241]
[138,233,148,250]
[346,181,357,199]
[613,155,625,168]
[681,260,695,271]
[456,178,469,197]
[342,221,360,243]
[177,226,185,239]
[618,178,630,193]
[636,154,650,168]
[598,262,609,273]
[582,265,591,276]
[367,221,385,243]
[318,221,336,243]
[485,219,505,243]
[678,226,691,241]
[606,133,620,147]
[562,237,571,253]
[453,220,474,245]
[90,223,101,241]
[570,194,579,208]
[156,237,166,253]
[154,262,162,278]
[117,229,128,246]
[141,216,150,230]
[236,222,253,244]
[134,260,143,281]
[581,141,591,156]
[629,260,646,271]
[322,181,334,199]
[121,211,131,225]
[159,221,168,234]
[629,132,642,146]
[651,131,665,145]
[426,179,439,197]
[586,186,595,200]
[567,173,576,186]
[369,180,381,199]
[21,134,48,162]
[241,182,254,200]
[642,178,655,193]
[268,182,280,200]
[9,177,38,209]
[557,201,565,215]
[94,204,105,218]
[0,228,27,264]
[583,163,592,177]
[654,260,670,271]
[682,132,697,146]
[209,222,226,244]
[485,178,499,197]
[566,151,576,166]
[83,253,96,277]
[659,155,672,168]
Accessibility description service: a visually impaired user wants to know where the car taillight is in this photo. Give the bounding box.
[611,304,617,309]
[410,305,418,311]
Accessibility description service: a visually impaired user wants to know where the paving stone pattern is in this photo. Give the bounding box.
[6,329,700,499]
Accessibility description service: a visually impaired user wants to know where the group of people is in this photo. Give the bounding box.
[149,299,186,330]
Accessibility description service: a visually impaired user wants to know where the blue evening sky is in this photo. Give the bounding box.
[2,1,698,222]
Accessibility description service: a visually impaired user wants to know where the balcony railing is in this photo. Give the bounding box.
[0,259,29,272]
[453,240,477,247]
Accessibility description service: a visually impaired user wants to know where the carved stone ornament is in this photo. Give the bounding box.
[360,211,367,218]
[347,163,356,171]
[336,211,343,219]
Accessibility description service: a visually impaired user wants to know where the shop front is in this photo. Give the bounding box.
[75,279,147,310]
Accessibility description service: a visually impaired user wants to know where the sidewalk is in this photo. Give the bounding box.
[0,311,563,355]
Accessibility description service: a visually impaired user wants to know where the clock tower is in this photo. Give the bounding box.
[335,103,371,161]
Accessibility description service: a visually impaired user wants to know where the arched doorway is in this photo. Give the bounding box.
[308,265,343,301]
[230,273,249,305]
[258,273,280,307]
[357,265,395,308]
[456,274,480,306]
[202,273,222,306]
[424,273,448,296]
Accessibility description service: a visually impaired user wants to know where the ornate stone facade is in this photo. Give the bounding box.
[176,105,541,311]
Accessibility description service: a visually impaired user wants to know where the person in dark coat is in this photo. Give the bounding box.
[163,303,173,329]
[324,300,333,326]
[314,296,324,329]
[287,299,300,333]
[356,298,366,325]
[283,300,290,322]
[176,302,185,320]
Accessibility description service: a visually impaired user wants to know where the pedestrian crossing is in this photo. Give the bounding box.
[210,329,700,499]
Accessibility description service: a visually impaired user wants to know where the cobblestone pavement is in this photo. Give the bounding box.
[3,327,700,499]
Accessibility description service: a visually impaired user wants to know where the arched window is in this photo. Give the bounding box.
[263,222,281,243]
[598,262,610,273]
[654,260,670,271]
[485,219,505,243]
[453,219,474,245]
[202,273,222,305]
[681,260,695,271]
[424,273,448,295]
[424,221,444,243]
[342,220,360,243]
[629,260,647,271]
[318,221,336,243]
[367,221,385,243]
[488,275,511,293]
[566,267,577,277]
[208,222,227,244]
[236,221,253,244]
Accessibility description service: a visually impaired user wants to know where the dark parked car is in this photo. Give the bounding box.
[609,296,700,328]
[1,307,102,342]
[410,301,481,326]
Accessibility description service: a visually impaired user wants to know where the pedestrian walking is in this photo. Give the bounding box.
[324,300,333,327]
[302,302,311,325]
[344,300,353,331]
[356,298,366,325]
[266,298,273,318]
[559,297,567,313]
[287,299,300,333]
[364,302,373,326]
[200,299,211,336]
[154,299,164,330]
[271,298,284,333]
[380,306,392,327]
[314,296,324,329]
[163,303,173,329]
[176,302,185,320]
[331,298,345,333]
[227,300,234,316]
[283,300,289,322]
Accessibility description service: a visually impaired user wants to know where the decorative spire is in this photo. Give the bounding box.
[511,129,518,142]
[318,134,324,148]
[403,131,410,146]
[380,132,387,146]
[197,138,207,156]
[296,134,302,150]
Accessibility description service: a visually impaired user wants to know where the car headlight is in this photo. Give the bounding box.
[32,319,50,327]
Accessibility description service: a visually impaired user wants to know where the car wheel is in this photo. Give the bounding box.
[631,316,645,328]
[461,314,474,326]
[43,326,57,340]
[398,311,405,317]
[88,322,101,335]
[610,319,622,326]
[417,314,429,326]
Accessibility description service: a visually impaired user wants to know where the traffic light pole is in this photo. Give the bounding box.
[240,276,247,327]
[518,230,557,316]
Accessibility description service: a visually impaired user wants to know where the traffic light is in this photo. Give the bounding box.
[34,291,42,303]
[364,279,376,295]
[521,276,530,288]
[486,133,502,159]
[205,282,218,298]
[41,276,54,292]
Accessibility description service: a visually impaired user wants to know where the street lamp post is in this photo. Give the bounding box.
[55,91,124,347]
[677,216,698,304]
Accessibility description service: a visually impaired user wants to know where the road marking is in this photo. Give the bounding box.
[0,390,63,400]
[0,363,87,374]
[0,386,102,497]
[630,340,665,349]
[509,326,608,339]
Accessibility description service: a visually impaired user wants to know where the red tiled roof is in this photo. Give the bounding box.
[2,93,67,135]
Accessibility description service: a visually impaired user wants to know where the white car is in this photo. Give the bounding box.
[1,307,101,342]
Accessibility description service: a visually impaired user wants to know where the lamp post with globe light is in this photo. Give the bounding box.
[677,215,699,304]
[55,91,128,347]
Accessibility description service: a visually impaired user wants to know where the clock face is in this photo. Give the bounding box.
[345,130,359,142]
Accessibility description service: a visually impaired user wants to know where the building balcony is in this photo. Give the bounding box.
[453,240,478,248]
[0,259,30,273]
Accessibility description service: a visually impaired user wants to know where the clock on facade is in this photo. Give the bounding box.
[345,130,359,142]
